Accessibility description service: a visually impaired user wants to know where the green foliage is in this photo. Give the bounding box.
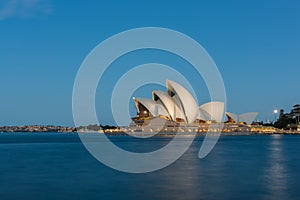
[274,105,300,130]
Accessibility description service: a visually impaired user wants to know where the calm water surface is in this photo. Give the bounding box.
[0,133,299,200]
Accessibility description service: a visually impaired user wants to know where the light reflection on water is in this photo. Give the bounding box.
[264,135,288,199]
[0,133,300,200]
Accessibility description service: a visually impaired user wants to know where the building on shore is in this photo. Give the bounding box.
[130,80,258,133]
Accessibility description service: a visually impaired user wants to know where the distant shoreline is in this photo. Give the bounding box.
[1,131,300,136]
[1,125,300,135]
[0,125,76,133]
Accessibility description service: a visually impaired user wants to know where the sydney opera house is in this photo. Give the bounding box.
[130,80,258,133]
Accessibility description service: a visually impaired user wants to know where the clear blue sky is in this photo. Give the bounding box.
[0,0,299,126]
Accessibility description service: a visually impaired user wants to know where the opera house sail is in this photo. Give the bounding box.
[132,80,226,127]
[225,112,258,125]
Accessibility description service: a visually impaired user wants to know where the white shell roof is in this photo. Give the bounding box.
[166,80,199,123]
[199,102,225,123]
[226,112,258,124]
[132,80,238,124]
[152,90,185,121]
[133,97,170,118]
[197,109,211,121]
[226,112,238,123]
[239,112,258,125]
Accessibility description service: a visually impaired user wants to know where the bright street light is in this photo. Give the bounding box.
[274,109,278,123]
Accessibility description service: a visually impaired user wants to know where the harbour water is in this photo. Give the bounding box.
[0,133,299,200]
